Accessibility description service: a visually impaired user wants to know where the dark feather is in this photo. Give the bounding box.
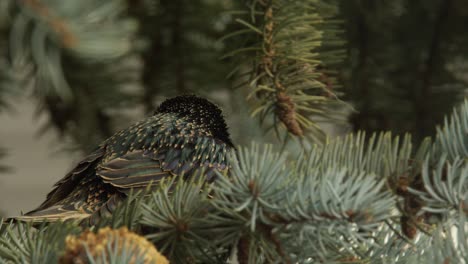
[97,150,173,190]
[27,148,105,214]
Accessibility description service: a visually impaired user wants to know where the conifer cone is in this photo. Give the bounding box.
[18,95,234,223]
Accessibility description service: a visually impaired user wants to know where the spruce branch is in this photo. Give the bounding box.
[0,221,80,264]
[409,156,467,215]
[415,212,467,263]
[212,144,396,262]
[433,99,468,162]
[405,99,468,229]
[140,177,230,263]
[225,0,346,142]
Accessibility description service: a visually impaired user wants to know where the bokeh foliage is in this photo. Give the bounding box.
[341,0,468,142]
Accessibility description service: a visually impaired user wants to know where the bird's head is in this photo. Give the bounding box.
[155,95,234,148]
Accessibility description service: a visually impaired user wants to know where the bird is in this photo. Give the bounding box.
[15,95,234,223]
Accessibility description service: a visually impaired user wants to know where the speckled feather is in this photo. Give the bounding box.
[20,95,234,222]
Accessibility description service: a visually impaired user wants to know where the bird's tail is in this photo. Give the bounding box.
[2,206,91,225]
[5,194,123,226]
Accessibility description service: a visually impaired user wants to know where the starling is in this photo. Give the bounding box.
[18,95,234,223]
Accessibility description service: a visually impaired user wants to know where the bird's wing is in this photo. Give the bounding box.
[18,148,170,221]
[20,147,105,220]
[96,149,182,192]
[18,147,212,222]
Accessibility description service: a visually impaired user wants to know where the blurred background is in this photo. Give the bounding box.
[0,0,467,216]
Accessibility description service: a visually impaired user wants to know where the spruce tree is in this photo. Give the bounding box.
[0,0,467,263]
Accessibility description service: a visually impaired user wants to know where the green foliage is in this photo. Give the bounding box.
[225,0,346,142]
[409,156,467,214]
[212,144,396,262]
[0,222,80,263]
[433,99,468,161]
[141,177,229,263]
[0,1,467,263]
[427,212,467,262]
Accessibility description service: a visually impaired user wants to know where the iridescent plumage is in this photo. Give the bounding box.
[20,95,234,222]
